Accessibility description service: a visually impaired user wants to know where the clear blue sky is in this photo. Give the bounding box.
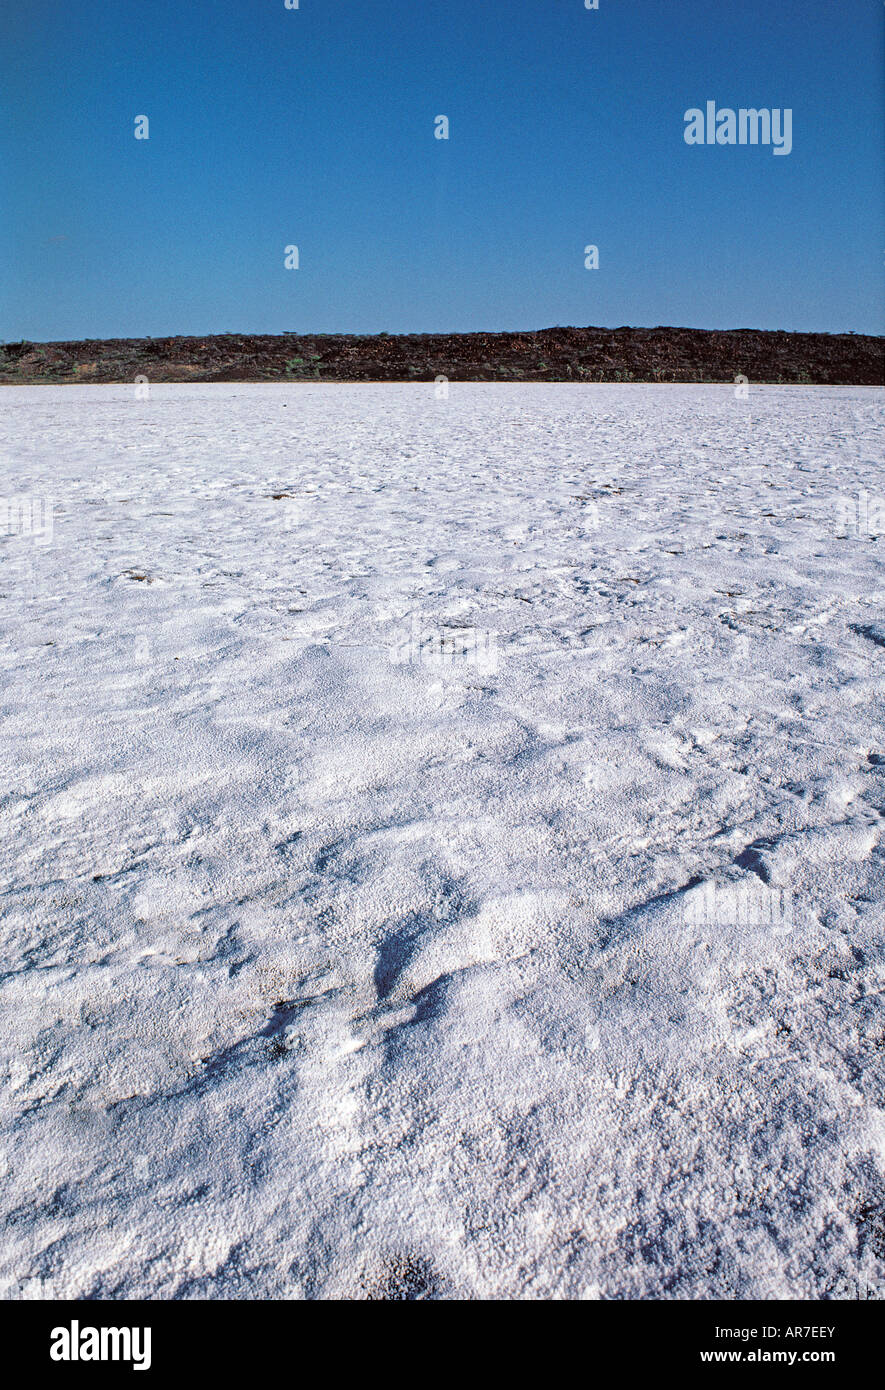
[2,0,883,340]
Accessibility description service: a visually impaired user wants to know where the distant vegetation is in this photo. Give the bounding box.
[0,326,881,385]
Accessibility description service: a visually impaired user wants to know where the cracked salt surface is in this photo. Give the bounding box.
[0,382,883,1299]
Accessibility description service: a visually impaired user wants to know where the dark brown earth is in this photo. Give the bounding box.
[1,326,881,385]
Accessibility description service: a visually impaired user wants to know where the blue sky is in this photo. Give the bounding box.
[1,0,883,339]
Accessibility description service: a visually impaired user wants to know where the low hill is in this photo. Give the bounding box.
[1,325,881,385]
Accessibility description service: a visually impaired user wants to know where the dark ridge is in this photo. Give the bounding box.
[0,326,881,385]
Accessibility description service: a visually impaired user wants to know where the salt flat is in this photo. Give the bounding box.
[0,382,883,1300]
